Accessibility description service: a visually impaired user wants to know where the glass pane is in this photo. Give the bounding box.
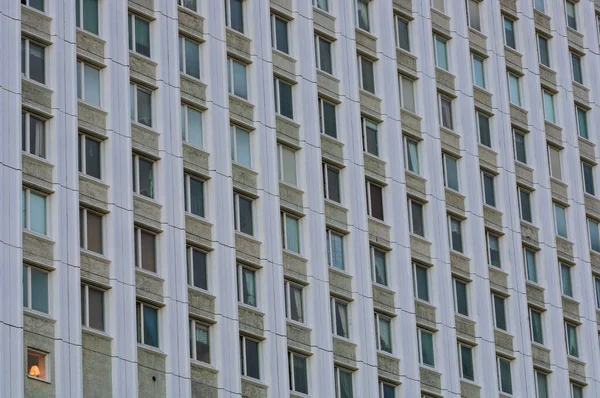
[274,17,289,53]
[238,196,253,235]
[278,80,294,118]
[369,184,384,220]
[281,146,297,185]
[420,331,435,366]
[444,156,459,191]
[232,60,247,99]
[583,163,595,195]
[504,18,515,48]
[357,0,369,31]
[407,140,419,174]
[567,324,578,357]
[245,339,260,379]
[534,0,545,12]
[292,355,308,393]
[410,201,424,237]
[494,295,506,330]
[339,369,353,398]
[138,158,154,198]
[326,166,341,202]
[483,174,495,207]
[143,306,159,347]
[561,264,573,296]
[514,132,527,163]
[360,57,375,94]
[488,234,501,267]
[468,0,480,30]
[373,249,387,285]
[86,211,103,254]
[525,249,538,282]
[135,17,151,57]
[289,285,303,322]
[192,249,207,289]
[589,221,600,252]
[187,107,203,147]
[29,42,45,84]
[536,373,548,398]
[548,146,561,180]
[29,0,44,11]
[538,36,549,67]
[185,39,200,79]
[520,190,532,222]
[543,92,555,123]
[22,189,27,229]
[85,137,101,179]
[29,192,46,235]
[189,177,204,217]
[23,266,29,307]
[136,88,152,126]
[401,77,415,112]
[242,268,256,306]
[554,205,567,238]
[571,54,582,83]
[415,266,429,301]
[83,0,99,35]
[508,75,520,106]
[335,302,348,337]
[285,216,300,253]
[29,115,46,158]
[30,268,48,313]
[435,37,448,70]
[455,281,468,316]
[397,18,410,51]
[230,0,244,33]
[473,56,485,87]
[450,218,462,252]
[378,317,392,352]
[365,122,378,156]
[322,100,337,138]
[316,0,328,11]
[566,2,577,30]
[460,345,474,380]
[331,233,344,270]
[531,310,543,344]
[235,128,251,167]
[193,325,209,363]
[440,97,453,129]
[499,359,513,393]
[88,287,104,330]
[140,230,156,272]
[577,108,588,139]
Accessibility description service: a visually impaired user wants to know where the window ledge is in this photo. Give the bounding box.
[238,302,263,315]
[358,88,380,101]
[286,319,310,331]
[22,151,54,168]
[77,99,103,113]
[241,375,268,388]
[190,359,217,372]
[178,5,200,16]
[279,180,302,194]
[80,248,109,263]
[275,112,296,125]
[135,267,164,283]
[272,48,295,62]
[132,192,162,207]
[332,334,355,346]
[137,343,166,357]
[320,131,343,146]
[27,375,51,384]
[234,230,260,244]
[182,141,207,153]
[455,313,473,322]
[188,284,214,298]
[82,326,112,341]
[22,76,51,91]
[24,308,55,322]
[180,72,204,85]
[282,249,306,262]
[76,27,104,42]
[185,211,210,224]
[225,27,250,41]
[328,265,352,279]
[22,229,54,245]
[525,280,544,290]
[129,50,156,65]
[324,198,346,211]
[231,160,256,175]
[79,172,108,188]
[355,26,377,40]
[367,215,387,226]
[372,281,391,292]
[130,121,159,137]
[376,350,397,360]
[316,68,338,82]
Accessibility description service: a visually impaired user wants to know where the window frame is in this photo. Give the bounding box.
[537,34,550,68]
[76,60,102,107]
[582,161,595,196]
[535,371,549,398]
[355,0,370,32]
[442,153,459,191]
[187,245,208,291]
[399,74,416,113]
[230,124,252,168]
[178,0,198,12]
[448,215,463,253]
[434,35,449,70]
[22,111,47,159]
[417,328,435,367]
[576,106,589,140]
[486,231,501,268]
[23,264,49,314]
[566,0,577,31]
[492,294,507,331]
[136,301,159,348]
[547,145,562,181]
[134,226,157,273]
[318,97,337,138]
[366,180,384,221]
[22,187,47,236]
[128,13,151,58]
[374,313,393,354]
[278,143,297,186]
[560,262,573,297]
[476,111,491,148]
[274,77,294,119]
[132,153,154,199]
[22,0,45,12]
[362,117,379,156]
[513,128,527,164]
[497,356,513,394]
[323,162,342,203]
[588,219,600,253]
[357,54,376,94]
[233,192,254,236]
[453,278,469,317]
[413,263,430,302]
[326,229,345,270]
[529,307,544,345]
[571,52,583,84]
[225,0,245,34]
[331,297,350,339]
[237,264,258,307]
[481,170,496,207]
[404,136,420,175]
[524,247,538,283]
[130,82,153,127]
[554,203,568,238]
[27,349,49,382]
[81,283,105,332]
[179,35,201,79]
[184,173,205,218]
[466,0,481,31]
[315,35,333,75]
[370,245,388,286]
[78,133,102,179]
[288,351,309,394]
[565,321,579,358]
[471,53,485,88]
[457,343,475,381]
[227,57,248,100]
[240,335,260,379]
[439,94,453,130]
[334,366,354,398]
[21,38,46,84]
[181,103,203,148]
[407,198,425,237]
[542,90,556,124]
[79,207,103,254]
[312,0,329,12]
[189,319,210,363]
[503,16,516,50]
[271,14,290,54]
[507,72,521,106]
[395,14,410,52]
[281,211,301,254]
[284,280,304,323]
[518,187,533,223]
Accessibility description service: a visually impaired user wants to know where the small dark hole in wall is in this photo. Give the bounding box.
[152,376,156,382]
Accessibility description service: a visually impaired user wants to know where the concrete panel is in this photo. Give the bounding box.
[283,251,308,283]
[131,123,160,158]
[360,90,382,121]
[185,215,213,249]
[494,330,514,357]
[276,116,300,148]
[191,362,219,398]
[79,176,109,212]
[23,154,53,192]
[22,6,52,42]
[317,71,340,101]
[232,164,258,197]
[377,353,401,383]
[137,347,167,398]
[397,49,417,76]
[181,76,207,108]
[415,301,436,330]
[241,378,268,398]
[450,252,470,279]
[410,235,432,264]
[226,29,252,62]
[130,53,157,87]
[521,222,539,248]
[420,367,442,396]
[183,144,210,178]
[133,195,162,231]
[80,251,111,286]
[329,268,353,300]
[279,183,304,214]
[324,201,348,232]
[526,283,545,309]
[364,154,386,183]
[238,305,265,338]
[178,9,205,42]
[286,322,312,354]
[321,135,344,166]
[23,79,53,115]
[23,232,54,268]
[76,30,106,65]
[188,288,216,322]
[136,270,164,304]
[78,101,107,137]
[489,266,509,295]
[235,233,261,266]
[372,285,395,315]
[333,337,357,369]
[368,218,391,249]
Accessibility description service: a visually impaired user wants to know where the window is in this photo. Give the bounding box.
[514,129,527,163]
[530,308,544,345]
[572,384,584,398]
[179,36,200,79]
[178,0,197,12]
[334,367,353,398]
[404,137,420,174]
[240,335,260,379]
[326,229,345,270]
[227,58,248,99]
[323,163,341,203]
[331,298,349,338]
[497,357,513,394]
[548,145,562,180]
[128,14,151,57]
[534,0,545,13]
[130,83,152,126]
[27,350,48,381]
[274,77,294,119]
[80,208,103,254]
[566,0,577,30]
[458,343,474,381]
[375,313,392,353]
[187,246,207,290]
[136,302,159,348]
[319,97,337,137]
[508,73,521,106]
[413,263,429,302]
[22,112,46,158]
[576,106,588,139]
[237,265,257,307]
[432,0,445,12]
[565,322,579,357]
[78,134,101,179]
[472,54,485,88]
[399,75,416,112]
[181,104,203,148]
[475,112,491,148]
[281,212,300,254]
[560,263,573,297]
[443,153,459,191]
[134,227,156,273]
[408,199,425,237]
[466,0,481,31]
[418,328,435,367]
[542,90,556,123]
[288,352,308,394]
[396,15,410,51]
[554,203,568,238]
[588,219,600,252]
[538,35,550,67]
[571,52,582,84]
[225,0,244,33]
[434,35,449,70]
[190,320,210,363]
[132,154,154,198]
[184,174,205,217]
[503,17,516,49]
[271,15,289,54]
[582,161,595,195]
[22,188,47,235]
[448,216,463,253]
[596,277,600,308]
[21,38,45,84]
[230,125,251,168]
[366,180,384,221]
[22,0,44,12]
[482,171,495,207]
[379,382,395,398]
[284,281,304,323]
[358,55,375,94]
[535,371,549,398]
[492,294,507,331]
[519,188,533,223]
[81,284,104,331]
[356,0,370,31]
[233,192,253,235]
[370,246,387,286]
[454,279,469,316]
[362,117,379,156]
[315,35,333,74]
[313,0,328,12]
[487,233,501,268]
[23,264,49,314]
[278,144,297,186]
[524,248,538,283]
[439,95,453,130]
[76,60,101,107]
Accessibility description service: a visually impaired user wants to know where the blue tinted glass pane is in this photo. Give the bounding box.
[29,192,46,234]
[31,268,48,313]
[143,306,159,347]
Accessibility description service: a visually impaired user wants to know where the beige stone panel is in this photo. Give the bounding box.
[372,285,395,315]
[317,71,340,101]
[377,353,401,383]
[489,266,508,295]
[410,235,432,265]
[325,201,348,232]
[133,195,162,231]
[23,232,54,268]
[239,305,264,338]
[273,51,296,82]
[360,90,382,121]
[188,288,216,322]
[131,123,160,158]
[80,251,111,286]
[185,215,213,249]
[178,8,204,42]
[136,270,164,304]
[368,218,391,249]
[22,6,52,42]
[241,379,268,398]
[333,337,357,369]
[23,154,53,192]
[235,233,261,266]
[137,347,167,398]
[229,96,255,129]
[450,252,470,280]
[436,68,456,95]
[321,135,344,166]
[562,296,580,323]
[276,115,300,147]
[130,53,157,87]
[329,268,353,300]
[232,163,258,196]
[420,367,442,396]
[78,101,107,137]
[526,283,545,309]
[180,76,207,108]
[182,144,210,178]
[415,301,436,330]
[191,362,219,398]
[431,9,450,36]
[280,183,304,215]
[283,251,308,283]
[494,330,514,357]
[22,79,53,115]
[226,29,251,61]
[287,322,312,354]
[79,175,109,212]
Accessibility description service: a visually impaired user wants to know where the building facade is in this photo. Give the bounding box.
[2,0,600,397]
